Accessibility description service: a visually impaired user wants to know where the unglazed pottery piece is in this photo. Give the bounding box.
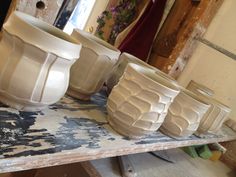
[0,11,81,111]
[107,52,177,93]
[187,80,214,96]
[107,63,180,139]
[196,96,231,135]
[68,29,121,100]
[225,119,236,132]
[160,89,210,138]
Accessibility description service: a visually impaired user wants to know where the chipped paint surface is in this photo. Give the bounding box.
[0,90,236,173]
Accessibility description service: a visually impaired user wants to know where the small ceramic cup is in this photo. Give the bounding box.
[107,63,180,139]
[106,52,177,93]
[0,11,81,111]
[187,80,214,97]
[68,29,121,100]
[196,96,231,135]
[160,89,210,138]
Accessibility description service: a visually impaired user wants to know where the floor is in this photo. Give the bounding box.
[91,148,236,177]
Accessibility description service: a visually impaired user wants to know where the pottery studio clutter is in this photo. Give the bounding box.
[0,12,231,139]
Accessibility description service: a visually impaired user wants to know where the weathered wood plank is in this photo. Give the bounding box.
[0,91,235,173]
[148,0,224,78]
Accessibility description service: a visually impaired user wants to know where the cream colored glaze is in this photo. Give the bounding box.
[107,63,180,139]
[0,11,81,111]
[161,89,210,138]
[196,95,231,135]
[107,52,178,93]
[187,80,214,97]
[68,29,121,100]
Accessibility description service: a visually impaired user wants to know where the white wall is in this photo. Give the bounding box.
[177,0,236,120]
[84,0,110,33]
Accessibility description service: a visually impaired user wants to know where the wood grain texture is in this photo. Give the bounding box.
[0,90,235,173]
[148,0,224,78]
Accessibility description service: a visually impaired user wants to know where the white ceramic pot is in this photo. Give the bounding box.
[160,89,210,138]
[0,11,81,111]
[107,63,180,139]
[196,96,231,135]
[187,80,214,97]
[107,52,177,93]
[68,29,121,100]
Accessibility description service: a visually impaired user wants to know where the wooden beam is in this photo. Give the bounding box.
[148,0,224,78]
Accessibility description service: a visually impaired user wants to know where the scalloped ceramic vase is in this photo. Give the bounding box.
[107,63,180,139]
[160,89,210,138]
[107,52,177,93]
[0,12,81,111]
[67,29,121,100]
[186,81,231,134]
[196,96,231,135]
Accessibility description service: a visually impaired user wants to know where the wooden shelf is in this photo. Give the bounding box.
[0,91,236,173]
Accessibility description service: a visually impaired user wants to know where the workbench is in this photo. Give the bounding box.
[1,90,236,173]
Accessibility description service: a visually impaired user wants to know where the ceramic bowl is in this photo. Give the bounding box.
[107,63,180,139]
[160,89,210,138]
[0,11,81,111]
[68,29,121,100]
[187,80,214,97]
[196,96,231,135]
[106,52,177,93]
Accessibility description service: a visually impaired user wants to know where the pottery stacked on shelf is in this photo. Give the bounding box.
[196,98,231,135]
[68,29,121,100]
[107,63,180,139]
[186,81,231,135]
[107,52,177,93]
[160,89,210,138]
[0,11,81,111]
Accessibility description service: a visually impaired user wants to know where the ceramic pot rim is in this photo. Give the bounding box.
[180,88,210,107]
[188,80,214,96]
[3,11,81,60]
[121,53,177,83]
[120,53,179,87]
[71,29,120,59]
[127,63,180,92]
[201,95,231,112]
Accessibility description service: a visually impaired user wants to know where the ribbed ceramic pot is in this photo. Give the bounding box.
[68,29,121,100]
[196,96,231,135]
[187,80,214,97]
[107,63,180,139]
[107,52,177,93]
[160,89,210,138]
[0,11,81,111]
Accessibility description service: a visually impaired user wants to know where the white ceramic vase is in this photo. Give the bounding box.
[107,63,180,139]
[187,80,214,97]
[67,29,121,100]
[107,52,177,93]
[196,97,231,135]
[160,89,210,138]
[0,11,81,111]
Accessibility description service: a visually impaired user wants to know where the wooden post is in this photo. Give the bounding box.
[148,0,224,78]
